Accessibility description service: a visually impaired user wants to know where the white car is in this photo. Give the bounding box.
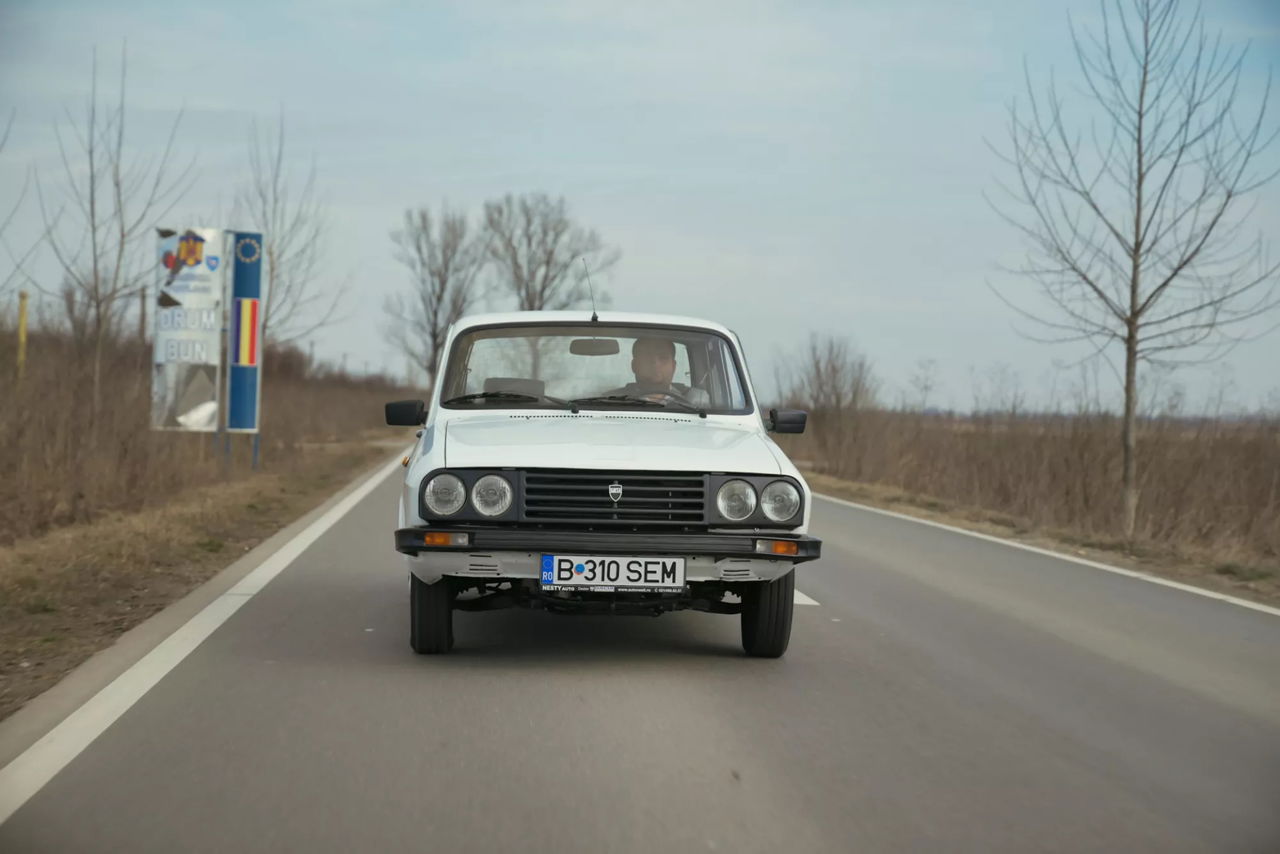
[387,311,821,657]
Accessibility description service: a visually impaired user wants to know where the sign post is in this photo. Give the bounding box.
[226,232,264,464]
[16,290,27,383]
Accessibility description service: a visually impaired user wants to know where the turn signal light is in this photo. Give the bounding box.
[755,539,799,556]
[422,532,469,547]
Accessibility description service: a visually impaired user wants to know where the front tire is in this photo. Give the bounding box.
[410,574,454,654]
[741,571,794,658]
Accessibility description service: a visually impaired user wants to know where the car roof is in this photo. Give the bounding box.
[451,310,737,339]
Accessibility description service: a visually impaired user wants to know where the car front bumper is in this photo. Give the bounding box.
[394,527,821,586]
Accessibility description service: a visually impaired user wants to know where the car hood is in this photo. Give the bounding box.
[443,413,781,474]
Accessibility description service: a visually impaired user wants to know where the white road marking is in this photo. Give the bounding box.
[795,590,820,606]
[814,492,1280,619]
[0,453,407,827]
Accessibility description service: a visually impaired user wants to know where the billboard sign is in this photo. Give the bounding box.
[151,228,226,431]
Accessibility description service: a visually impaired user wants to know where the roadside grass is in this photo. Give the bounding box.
[772,347,1278,578]
[1214,563,1274,582]
[802,469,1280,608]
[0,440,392,722]
[0,327,411,547]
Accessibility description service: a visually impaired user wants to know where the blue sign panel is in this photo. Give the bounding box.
[226,232,263,433]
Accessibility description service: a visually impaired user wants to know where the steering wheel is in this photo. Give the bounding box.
[641,388,696,405]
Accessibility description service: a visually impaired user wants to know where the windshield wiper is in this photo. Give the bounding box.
[569,394,706,417]
[569,394,667,409]
[442,391,568,407]
[657,397,708,418]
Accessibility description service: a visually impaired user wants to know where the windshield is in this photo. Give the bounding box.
[441,324,752,414]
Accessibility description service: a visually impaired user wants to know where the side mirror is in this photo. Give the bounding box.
[385,399,426,426]
[769,408,807,434]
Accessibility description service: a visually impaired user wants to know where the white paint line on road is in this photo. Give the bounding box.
[0,453,407,827]
[795,590,821,606]
[814,492,1280,619]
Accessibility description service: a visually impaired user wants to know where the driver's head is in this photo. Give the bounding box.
[632,337,677,386]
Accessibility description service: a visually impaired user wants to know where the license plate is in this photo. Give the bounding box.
[540,554,686,592]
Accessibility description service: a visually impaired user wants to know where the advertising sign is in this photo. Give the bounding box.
[151,228,226,431]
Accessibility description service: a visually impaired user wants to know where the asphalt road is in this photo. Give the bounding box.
[1,467,1278,853]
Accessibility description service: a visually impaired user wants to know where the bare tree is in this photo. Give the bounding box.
[234,109,338,345]
[971,362,1027,416]
[30,45,192,422]
[384,205,486,388]
[482,193,619,311]
[989,0,1279,540]
[909,358,939,411]
[780,335,879,479]
[784,335,879,413]
[1,109,39,298]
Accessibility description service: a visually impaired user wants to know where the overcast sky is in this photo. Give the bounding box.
[2,0,1278,412]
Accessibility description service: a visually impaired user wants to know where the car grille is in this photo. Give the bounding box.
[521,470,707,526]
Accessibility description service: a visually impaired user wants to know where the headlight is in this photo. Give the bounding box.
[761,480,801,522]
[424,473,465,515]
[471,474,513,517]
[716,479,757,521]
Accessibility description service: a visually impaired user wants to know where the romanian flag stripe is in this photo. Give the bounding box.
[236,298,259,367]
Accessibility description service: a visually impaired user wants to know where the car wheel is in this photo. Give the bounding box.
[410,573,454,654]
[740,570,794,658]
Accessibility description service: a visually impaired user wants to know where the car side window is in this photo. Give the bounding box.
[705,341,746,409]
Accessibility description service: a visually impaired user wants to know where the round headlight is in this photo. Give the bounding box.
[424,473,465,516]
[471,474,513,517]
[716,479,757,521]
[761,480,801,522]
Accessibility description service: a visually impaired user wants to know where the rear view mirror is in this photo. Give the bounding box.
[386,399,426,426]
[569,338,620,356]
[769,408,807,434]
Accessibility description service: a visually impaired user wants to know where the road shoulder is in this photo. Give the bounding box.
[0,445,405,768]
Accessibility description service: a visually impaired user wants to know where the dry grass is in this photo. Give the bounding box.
[800,470,1279,606]
[779,409,1280,564]
[775,335,1280,591]
[0,321,411,545]
[0,440,392,721]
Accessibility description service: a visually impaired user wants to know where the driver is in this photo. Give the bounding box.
[611,337,710,405]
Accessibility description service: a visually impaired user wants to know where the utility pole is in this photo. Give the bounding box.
[16,290,29,382]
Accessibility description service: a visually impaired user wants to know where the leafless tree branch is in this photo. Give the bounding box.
[988,0,1279,539]
[482,193,620,312]
[383,205,487,388]
[233,108,339,345]
[32,44,193,423]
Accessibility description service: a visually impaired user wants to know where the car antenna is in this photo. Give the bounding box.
[581,257,599,322]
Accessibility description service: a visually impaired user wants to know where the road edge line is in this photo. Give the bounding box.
[0,452,406,826]
[813,492,1280,619]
